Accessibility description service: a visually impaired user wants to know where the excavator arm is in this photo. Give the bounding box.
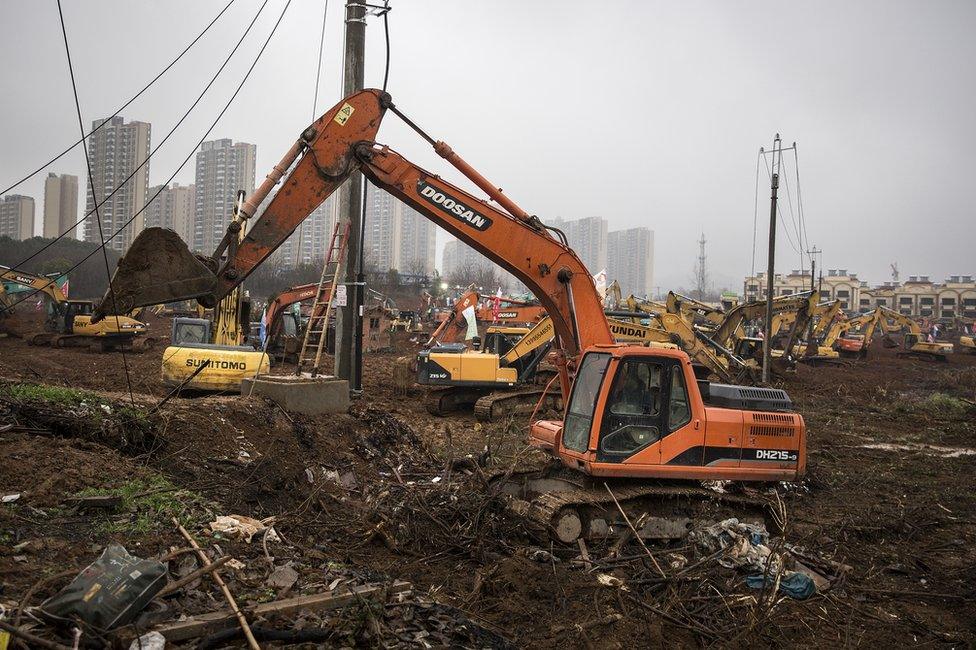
[427,289,479,347]
[95,89,611,396]
[1,266,68,303]
[712,291,817,349]
[665,291,725,328]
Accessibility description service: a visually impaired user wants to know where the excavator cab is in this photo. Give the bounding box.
[536,345,804,480]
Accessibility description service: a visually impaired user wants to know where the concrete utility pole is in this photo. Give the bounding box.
[334,0,366,390]
[807,246,821,293]
[762,134,782,384]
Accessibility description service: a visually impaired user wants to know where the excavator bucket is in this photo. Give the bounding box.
[92,228,218,321]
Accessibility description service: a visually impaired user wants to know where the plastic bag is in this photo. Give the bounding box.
[41,545,166,629]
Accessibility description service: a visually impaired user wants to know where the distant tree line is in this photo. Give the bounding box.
[0,236,121,300]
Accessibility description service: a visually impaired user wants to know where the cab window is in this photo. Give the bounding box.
[668,366,691,430]
[599,359,663,458]
[563,352,611,452]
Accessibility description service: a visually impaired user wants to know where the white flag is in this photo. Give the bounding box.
[593,268,607,298]
[462,305,478,341]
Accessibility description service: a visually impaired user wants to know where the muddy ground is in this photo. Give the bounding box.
[1,316,975,647]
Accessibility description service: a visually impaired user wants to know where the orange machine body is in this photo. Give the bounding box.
[529,346,805,481]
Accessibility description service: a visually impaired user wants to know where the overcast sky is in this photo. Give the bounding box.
[1,0,974,291]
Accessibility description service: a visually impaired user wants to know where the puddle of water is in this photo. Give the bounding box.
[861,442,976,458]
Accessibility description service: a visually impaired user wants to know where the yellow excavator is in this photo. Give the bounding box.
[418,316,557,420]
[160,193,269,391]
[709,291,820,370]
[663,291,725,330]
[772,300,843,362]
[1,265,149,351]
[831,309,881,358]
[875,306,953,362]
[960,334,976,354]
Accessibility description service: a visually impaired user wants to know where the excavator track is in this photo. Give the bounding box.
[424,387,484,416]
[473,387,562,422]
[494,469,781,544]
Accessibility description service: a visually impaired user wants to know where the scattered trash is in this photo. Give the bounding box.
[521,547,558,563]
[745,571,817,600]
[596,573,629,590]
[128,631,166,650]
[266,564,299,590]
[1,493,20,503]
[209,515,279,543]
[702,480,730,494]
[41,544,166,629]
[691,518,773,571]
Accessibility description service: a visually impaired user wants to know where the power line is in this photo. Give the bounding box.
[4,0,272,277]
[3,0,294,318]
[0,0,238,196]
[56,0,135,405]
[762,154,800,257]
[751,148,762,277]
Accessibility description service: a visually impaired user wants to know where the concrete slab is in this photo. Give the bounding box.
[241,374,349,415]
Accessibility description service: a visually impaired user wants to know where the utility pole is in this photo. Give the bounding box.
[762,134,782,384]
[806,245,821,343]
[807,246,821,293]
[334,0,366,391]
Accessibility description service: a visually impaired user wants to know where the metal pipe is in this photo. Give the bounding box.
[432,141,532,221]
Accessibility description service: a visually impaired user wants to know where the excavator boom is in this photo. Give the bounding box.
[95,89,610,398]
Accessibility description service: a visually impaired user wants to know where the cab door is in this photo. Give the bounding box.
[595,357,667,465]
[653,362,706,467]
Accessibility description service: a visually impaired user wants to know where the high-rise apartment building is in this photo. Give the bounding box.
[277,197,337,267]
[363,184,436,274]
[0,195,35,240]
[549,216,607,273]
[608,227,654,297]
[442,238,491,278]
[398,208,436,275]
[43,173,79,239]
[83,116,151,251]
[145,183,195,244]
[193,139,256,253]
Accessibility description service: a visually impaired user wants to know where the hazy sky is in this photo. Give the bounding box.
[2,0,974,291]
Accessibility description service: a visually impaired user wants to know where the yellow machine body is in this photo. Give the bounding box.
[161,344,270,392]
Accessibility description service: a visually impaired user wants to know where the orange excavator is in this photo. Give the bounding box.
[261,282,331,359]
[94,89,804,541]
[476,294,546,325]
[426,289,479,348]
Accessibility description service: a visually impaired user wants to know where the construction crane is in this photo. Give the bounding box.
[94,89,805,542]
[1,265,149,351]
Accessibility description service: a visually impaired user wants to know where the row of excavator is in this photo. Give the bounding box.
[398,280,963,422]
[50,87,965,544]
[1,265,152,352]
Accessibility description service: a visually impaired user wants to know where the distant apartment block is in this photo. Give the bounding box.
[277,197,337,267]
[43,173,79,239]
[744,269,861,309]
[549,216,607,273]
[0,195,35,240]
[608,227,654,297]
[363,184,436,274]
[442,238,492,278]
[742,269,976,319]
[193,139,256,254]
[83,116,151,251]
[145,183,195,244]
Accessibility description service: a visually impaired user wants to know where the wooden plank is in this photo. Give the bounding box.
[151,581,411,642]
